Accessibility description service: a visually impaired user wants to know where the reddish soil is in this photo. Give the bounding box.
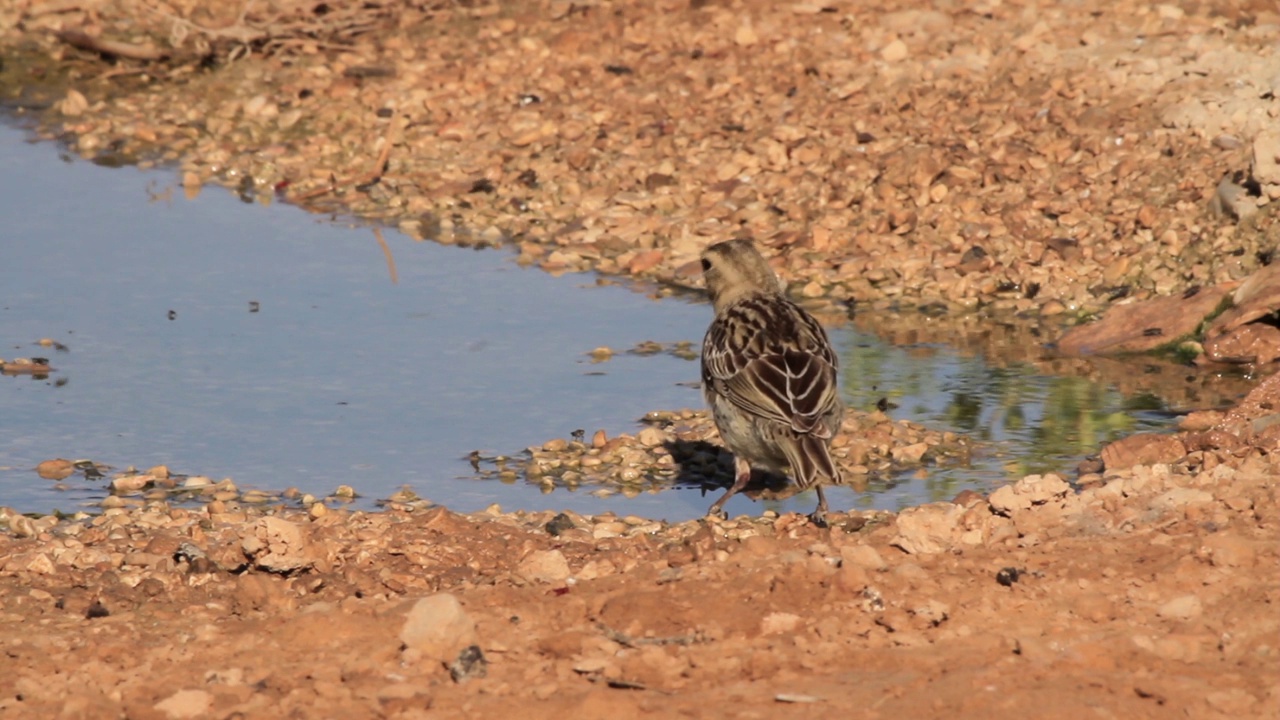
[3,385,1278,718]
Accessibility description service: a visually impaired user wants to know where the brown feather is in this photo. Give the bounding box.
[781,433,840,490]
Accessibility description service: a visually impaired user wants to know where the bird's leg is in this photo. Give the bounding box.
[707,457,752,520]
[808,485,830,528]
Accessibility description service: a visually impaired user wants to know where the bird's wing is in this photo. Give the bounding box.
[703,302,840,437]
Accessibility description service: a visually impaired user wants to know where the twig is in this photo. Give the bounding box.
[586,675,673,694]
[291,176,338,202]
[262,38,358,53]
[98,67,160,81]
[56,30,168,61]
[596,623,706,648]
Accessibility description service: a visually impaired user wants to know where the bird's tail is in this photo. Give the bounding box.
[783,434,839,490]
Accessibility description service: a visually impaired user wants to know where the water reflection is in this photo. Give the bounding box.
[832,332,1198,507]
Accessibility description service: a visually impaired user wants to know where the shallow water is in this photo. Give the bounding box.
[1,124,1175,520]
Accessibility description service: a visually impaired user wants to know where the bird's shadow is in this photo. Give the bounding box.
[663,438,791,501]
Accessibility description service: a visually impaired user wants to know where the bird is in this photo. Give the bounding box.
[699,238,844,526]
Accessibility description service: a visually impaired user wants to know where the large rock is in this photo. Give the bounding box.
[400,593,479,666]
[988,473,1071,514]
[153,689,213,719]
[1198,534,1258,568]
[840,544,888,571]
[891,503,964,555]
[1204,324,1280,364]
[1057,284,1233,355]
[1203,264,1280,364]
[517,549,571,584]
[1156,594,1203,621]
[1101,434,1186,471]
[240,516,314,573]
[1252,129,1280,197]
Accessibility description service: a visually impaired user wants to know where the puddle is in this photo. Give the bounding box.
[0,124,1207,521]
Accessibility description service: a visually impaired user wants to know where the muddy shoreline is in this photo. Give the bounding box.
[3,0,1278,316]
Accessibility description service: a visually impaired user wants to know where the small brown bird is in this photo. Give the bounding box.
[699,238,844,525]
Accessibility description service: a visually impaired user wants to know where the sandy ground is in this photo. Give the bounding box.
[2,0,1280,718]
[2,393,1278,719]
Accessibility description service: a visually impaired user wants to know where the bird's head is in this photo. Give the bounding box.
[700,238,783,312]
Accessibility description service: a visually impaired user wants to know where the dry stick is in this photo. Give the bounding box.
[263,38,357,53]
[96,68,154,81]
[56,30,168,61]
[585,675,674,695]
[293,178,338,202]
[596,623,705,648]
[372,227,399,285]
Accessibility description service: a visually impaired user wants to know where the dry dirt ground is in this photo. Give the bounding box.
[2,0,1280,718]
[1,386,1278,720]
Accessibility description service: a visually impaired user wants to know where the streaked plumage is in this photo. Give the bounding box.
[699,238,843,525]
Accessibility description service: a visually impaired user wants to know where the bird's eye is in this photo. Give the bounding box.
[700,258,712,272]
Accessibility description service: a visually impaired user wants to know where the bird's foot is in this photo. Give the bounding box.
[705,507,729,521]
[807,508,829,528]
